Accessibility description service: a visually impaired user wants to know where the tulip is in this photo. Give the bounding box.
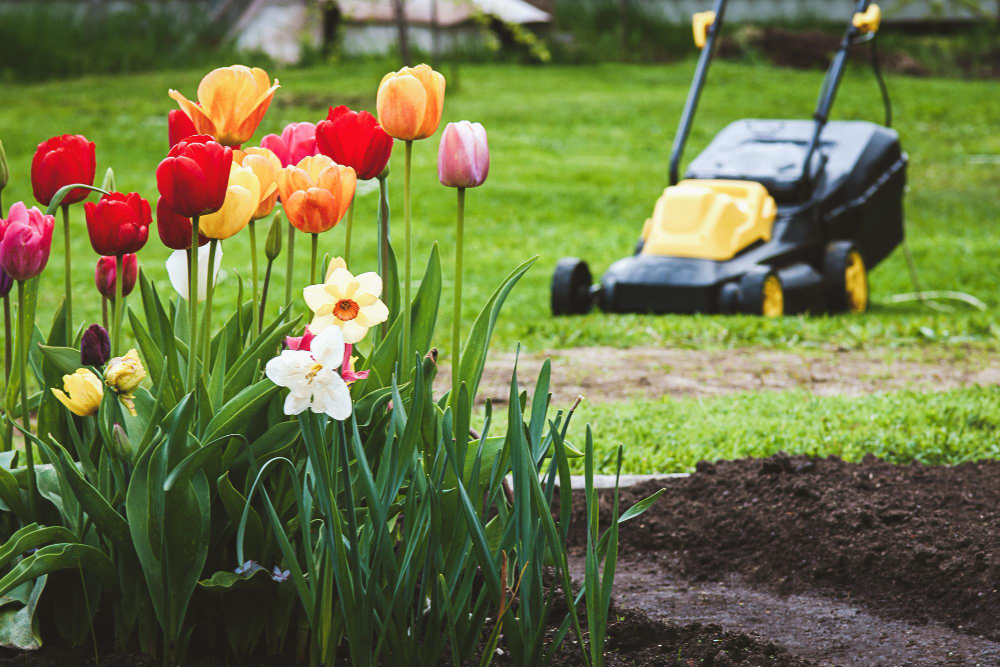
[81,324,111,366]
[111,423,133,463]
[95,254,138,300]
[277,156,356,236]
[168,109,198,148]
[155,135,233,218]
[316,106,393,181]
[376,64,446,141]
[0,202,54,281]
[156,196,208,250]
[234,147,280,335]
[438,121,489,189]
[261,122,318,168]
[104,349,145,416]
[84,192,151,256]
[51,368,104,417]
[166,244,222,303]
[199,163,260,241]
[30,134,96,207]
[169,65,280,147]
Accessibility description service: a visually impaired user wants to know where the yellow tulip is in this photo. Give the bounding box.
[104,349,146,416]
[169,65,280,147]
[200,163,261,240]
[51,369,103,417]
[376,64,446,141]
[235,147,281,220]
[276,155,356,234]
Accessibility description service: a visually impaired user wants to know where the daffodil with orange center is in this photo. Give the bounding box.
[304,259,388,344]
[169,66,280,147]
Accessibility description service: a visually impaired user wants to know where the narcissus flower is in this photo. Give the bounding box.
[168,109,198,148]
[156,135,233,218]
[304,262,388,344]
[80,324,111,366]
[169,65,279,147]
[376,64,446,141]
[51,368,103,417]
[95,254,138,300]
[199,163,260,240]
[166,244,222,303]
[0,202,55,281]
[261,122,318,168]
[265,325,352,419]
[84,192,151,256]
[438,121,489,188]
[276,155,356,234]
[104,349,146,416]
[31,134,97,206]
[156,196,208,250]
[316,106,393,180]
[234,147,281,219]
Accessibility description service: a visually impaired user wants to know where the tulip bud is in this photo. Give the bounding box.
[101,167,116,193]
[438,121,489,189]
[0,138,9,193]
[265,210,283,260]
[111,423,132,463]
[81,324,111,366]
[104,349,146,416]
[95,254,138,300]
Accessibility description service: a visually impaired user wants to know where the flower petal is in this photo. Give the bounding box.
[310,326,345,369]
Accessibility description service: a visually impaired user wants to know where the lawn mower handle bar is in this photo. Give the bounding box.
[668,0,878,190]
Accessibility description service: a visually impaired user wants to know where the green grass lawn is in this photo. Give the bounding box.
[0,60,997,358]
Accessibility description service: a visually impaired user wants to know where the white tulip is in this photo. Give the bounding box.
[165,244,223,303]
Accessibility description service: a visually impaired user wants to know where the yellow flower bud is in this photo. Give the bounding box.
[51,368,103,417]
[104,349,146,416]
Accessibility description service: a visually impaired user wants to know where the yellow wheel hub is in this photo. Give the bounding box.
[762,275,784,317]
[844,250,868,313]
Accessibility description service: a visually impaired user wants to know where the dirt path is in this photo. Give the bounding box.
[439,346,1000,405]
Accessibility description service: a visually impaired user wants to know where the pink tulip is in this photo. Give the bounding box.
[0,202,55,281]
[437,121,489,189]
[261,122,318,168]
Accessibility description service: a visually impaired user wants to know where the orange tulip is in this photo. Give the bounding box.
[276,155,356,234]
[234,147,281,220]
[376,64,446,141]
[169,66,280,147]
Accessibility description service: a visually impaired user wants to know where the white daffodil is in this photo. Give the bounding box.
[303,259,389,344]
[165,244,223,303]
[264,325,352,419]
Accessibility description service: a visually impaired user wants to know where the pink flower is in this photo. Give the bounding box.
[437,121,489,189]
[0,202,55,281]
[284,326,368,383]
[285,326,316,351]
[261,122,318,168]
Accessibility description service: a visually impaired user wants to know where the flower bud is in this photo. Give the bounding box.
[0,138,9,193]
[265,210,282,261]
[101,167,116,193]
[51,368,103,417]
[81,324,111,366]
[111,423,132,463]
[104,349,146,416]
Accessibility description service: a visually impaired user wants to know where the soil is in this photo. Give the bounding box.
[441,345,1000,406]
[564,454,1000,665]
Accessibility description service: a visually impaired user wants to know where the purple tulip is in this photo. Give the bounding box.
[81,324,111,366]
[437,121,489,189]
[0,202,55,281]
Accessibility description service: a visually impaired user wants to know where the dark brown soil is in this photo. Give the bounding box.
[565,454,1000,663]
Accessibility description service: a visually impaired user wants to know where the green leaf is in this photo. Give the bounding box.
[0,543,120,599]
[217,472,263,561]
[0,576,46,650]
[0,524,78,569]
[198,567,274,595]
[36,345,80,377]
[202,379,279,444]
[6,277,39,415]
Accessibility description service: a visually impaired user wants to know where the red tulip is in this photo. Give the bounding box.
[0,202,55,281]
[84,192,151,256]
[155,135,232,218]
[156,196,208,250]
[261,122,317,168]
[31,134,97,207]
[316,106,393,181]
[95,254,138,299]
[168,109,198,148]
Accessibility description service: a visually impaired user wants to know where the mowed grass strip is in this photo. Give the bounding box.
[481,385,1000,475]
[0,62,996,358]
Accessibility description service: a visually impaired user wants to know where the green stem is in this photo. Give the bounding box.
[249,220,260,336]
[344,196,355,267]
[101,296,109,331]
[377,175,390,341]
[17,281,39,520]
[310,233,318,285]
[452,188,465,405]
[112,255,123,357]
[201,240,219,386]
[403,140,413,367]
[2,295,10,452]
[285,223,295,321]
[186,217,200,392]
[62,205,73,343]
[259,259,273,332]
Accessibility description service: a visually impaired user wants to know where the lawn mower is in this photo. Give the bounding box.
[551,0,906,317]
